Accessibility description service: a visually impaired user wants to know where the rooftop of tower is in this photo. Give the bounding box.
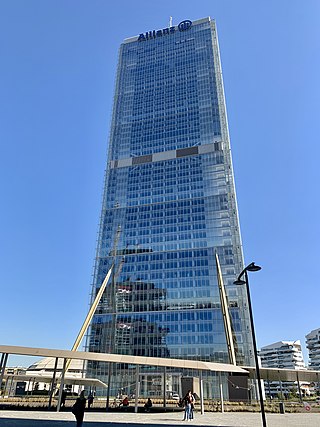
[123,17,213,44]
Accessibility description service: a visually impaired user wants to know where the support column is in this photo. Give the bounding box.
[0,353,5,373]
[134,365,140,413]
[57,358,67,412]
[296,372,302,403]
[106,361,112,410]
[218,372,224,413]
[48,357,59,409]
[279,379,283,400]
[163,366,167,410]
[254,378,258,401]
[267,379,271,400]
[30,377,35,395]
[0,353,8,396]
[8,375,14,397]
[199,371,204,415]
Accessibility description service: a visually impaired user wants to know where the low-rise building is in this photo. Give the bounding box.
[2,367,27,396]
[2,359,85,397]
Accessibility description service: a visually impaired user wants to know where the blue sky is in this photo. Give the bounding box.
[1,0,319,367]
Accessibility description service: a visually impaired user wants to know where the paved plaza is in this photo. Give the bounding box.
[0,410,319,427]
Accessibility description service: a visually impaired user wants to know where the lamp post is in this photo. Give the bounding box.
[234,262,267,427]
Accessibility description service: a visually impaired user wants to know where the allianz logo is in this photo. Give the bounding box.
[138,20,192,42]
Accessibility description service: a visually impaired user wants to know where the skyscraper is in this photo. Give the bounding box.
[86,17,253,398]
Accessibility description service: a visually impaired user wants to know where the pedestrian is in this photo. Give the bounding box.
[119,396,129,411]
[190,392,195,419]
[61,390,67,408]
[182,390,194,421]
[144,397,152,412]
[72,390,86,427]
[178,397,184,408]
[88,392,94,409]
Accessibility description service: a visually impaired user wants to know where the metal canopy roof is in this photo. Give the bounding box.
[3,374,107,388]
[243,366,320,382]
[0,345,247,374]
[2,345,320,382]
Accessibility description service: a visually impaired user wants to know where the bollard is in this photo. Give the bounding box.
[279,401,285,414]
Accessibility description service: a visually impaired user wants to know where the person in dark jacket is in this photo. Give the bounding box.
[72,391,86,427]
[144,398,153,412]
[61,390,67,408]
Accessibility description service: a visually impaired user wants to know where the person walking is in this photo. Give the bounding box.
[182,390,194,421]
[72,390,86,427]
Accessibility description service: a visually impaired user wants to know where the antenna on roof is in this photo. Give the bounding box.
[169,16,173,27]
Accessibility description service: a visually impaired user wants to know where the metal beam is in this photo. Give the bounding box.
[65,265,114,373]
[243,366,320,382]
[215,253,236,365]
[0,345,248,374]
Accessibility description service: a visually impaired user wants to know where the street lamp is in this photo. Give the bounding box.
[234,262,267,427]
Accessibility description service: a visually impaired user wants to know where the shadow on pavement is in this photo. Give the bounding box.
[0,419,233,427]
[0,421,74,427]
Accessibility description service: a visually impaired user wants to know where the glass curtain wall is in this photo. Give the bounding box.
[85,17,253,399]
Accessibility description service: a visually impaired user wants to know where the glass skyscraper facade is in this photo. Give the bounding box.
[86,17,253,399]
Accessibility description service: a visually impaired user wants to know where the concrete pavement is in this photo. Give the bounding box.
[0,410,319,427]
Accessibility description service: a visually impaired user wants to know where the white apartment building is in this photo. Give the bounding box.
[260,341,305,370]
[259,341,306,398]
[306,328,320,370]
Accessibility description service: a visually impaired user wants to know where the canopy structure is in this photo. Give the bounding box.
[3,373,107,388]
[2,345,320,382]
[0,344,247,374]
[244,366,320,382]
[0,344,249,414]
[1,344,320,415]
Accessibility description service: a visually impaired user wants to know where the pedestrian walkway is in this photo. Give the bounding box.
[0,410,319,427]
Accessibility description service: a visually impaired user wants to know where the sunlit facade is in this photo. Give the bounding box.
[259,340,306,398]
[306,328,320,370]
[85,17,253,398]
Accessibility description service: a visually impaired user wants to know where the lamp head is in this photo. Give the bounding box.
[233,279,246,286]
[246,262,261,272]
